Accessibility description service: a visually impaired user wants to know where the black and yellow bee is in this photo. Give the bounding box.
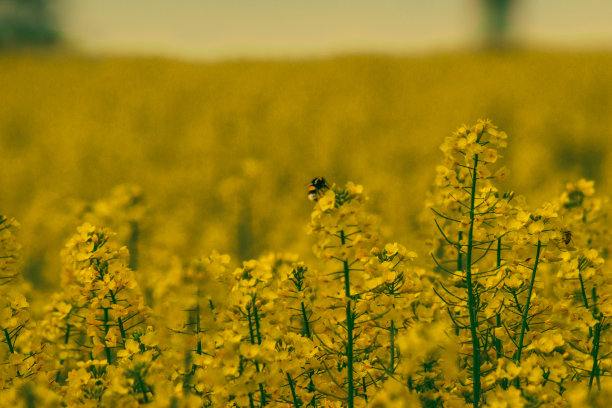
[561,229,573,246]
[307,177,329,201]
[554,229,575,251]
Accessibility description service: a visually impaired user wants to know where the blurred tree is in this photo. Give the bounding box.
[0,0,60,49]
[480,0,517,49]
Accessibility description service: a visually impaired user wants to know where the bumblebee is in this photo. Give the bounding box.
[307,177,329,201]
[553,229,575,251]
[561,229,573,246]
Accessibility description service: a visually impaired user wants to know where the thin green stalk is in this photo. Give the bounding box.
[258,383,267,406]
[137,372,149,403]
[103,308,112,364]
[55,321,72,382]
[453,231,463,336]
[287,373,302,407]
[307,372,317,407]
[300,302,312,338]
[589,322,602,391]
[494,238,502,361]
[4,327,23,378]
[341,230,351,299]
[494,314,502,360]
[457,231,463,271]
[589,287,602,392]
[297,296,316,406]
[340,229,355,408]
[465,153,482,407]
[108,289,127,339]
[346,300,354,408]
[250,303,267,406]
[389,320,395,374]
[249,393,255,408]
[578,273,590,309]
[362,377,368,402]
[253,301,263,345]
[579,272,594,339]
[497,237,502,267]
[247,307,255,344]
[4,328,14,353]
[514,240,542,365]
[65,323,72,344]
[196,289,202,355]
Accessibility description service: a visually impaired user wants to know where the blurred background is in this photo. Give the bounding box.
[1,0,611,292]
[3,0,612,57]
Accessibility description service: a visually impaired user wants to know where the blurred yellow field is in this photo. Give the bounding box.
[2,52,612,284]
[2,53,612,407]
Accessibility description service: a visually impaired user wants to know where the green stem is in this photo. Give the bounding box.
[578,272,594,338]
[389,320,395,374]
[340,230,351,299]
[248,303,267,406]
[589,287,602,392]
[514,240,542,365]
[362,377,368,402]
[65,323,72,344]
[346,300,354,408]
[196,288,202,355]
[4,328,14,353]
[300,301,312,338]
[137,373,149,403]
[454,231,464,337]
[253,301,263,345]
[457,231,463,271]
[495,314,502,360]
[589,321,602,392]
[108,289,127,339]
[497,237,502,267]
[579,273,590,309]
[307,372,317,407]
[55,321,72,382]
[259,383,267,406]
[287,373,302,407]
[247,307,256,345]
[103,308,112,364]
[592,286,600,316]
[340,229,355,407]
[4,327,23,378]
[466,154,482,407]
[248,393,255,408]
[494,238,503,361]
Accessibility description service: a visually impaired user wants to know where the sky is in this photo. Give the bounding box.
[60,0,612,60]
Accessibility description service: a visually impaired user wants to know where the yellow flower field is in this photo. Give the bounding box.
[1,53,612,406]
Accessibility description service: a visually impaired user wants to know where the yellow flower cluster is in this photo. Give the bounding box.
[4,120,612,407]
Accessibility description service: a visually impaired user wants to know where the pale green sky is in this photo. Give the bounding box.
[61,0,612,60]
